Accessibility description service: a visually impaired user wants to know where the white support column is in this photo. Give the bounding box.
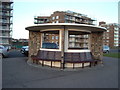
[88,34,91,50]
[60,26,66,69]
[59,28,68,52]
[59,30,62,51]
[64,30,68,52]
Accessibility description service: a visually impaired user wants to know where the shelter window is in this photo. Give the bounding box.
[41,30,59,49]
[68,31,90,50]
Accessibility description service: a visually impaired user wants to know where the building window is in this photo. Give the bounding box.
[106,37,109,39]
[107,30,109,32]
[52,36,54,40]
[65,15,69,20]
[80,19,82,21]
[56,16,59,19]
[56,21,59,23]
[52,17,55,20]
[56,36,58,39]
[106,26,109,29]
[65,20,68,23]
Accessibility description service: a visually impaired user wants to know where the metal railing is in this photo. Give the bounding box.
[0,35,11,38]
[0,0,13,3]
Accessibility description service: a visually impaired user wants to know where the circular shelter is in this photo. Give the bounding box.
[26,23,106,69]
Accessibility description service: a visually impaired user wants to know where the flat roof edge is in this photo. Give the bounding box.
[25,23,106,31]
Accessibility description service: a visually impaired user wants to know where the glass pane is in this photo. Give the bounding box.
[68,31,89,49]
[42,30,59,49]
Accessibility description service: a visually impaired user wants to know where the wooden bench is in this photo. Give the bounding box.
[64,52,98,69]
[31,50,61,68]
[31,50,41,64]
[31,50,99,69]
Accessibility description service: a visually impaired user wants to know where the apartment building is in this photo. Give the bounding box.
[34,10,96,48]
[0,0,13,49]
[50,10,96,24]
[34,10,96,24]
[118,1,120,24]
[99,21,120,48]
[116,1,120,47]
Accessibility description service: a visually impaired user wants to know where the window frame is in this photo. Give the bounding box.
[40,30,61,51]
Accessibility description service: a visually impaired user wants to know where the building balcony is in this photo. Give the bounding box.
[1,0,13,3]
[65,18,94,25]
[65,12,87,19]
[1,5,13,10]
[114,38,119,41]
[0,35,11,39]
[2,20,9,23]
[0,28,11,31]
[0,26,12,30]
[1,13,13,17]
[34,20,49,24]
[65,18,75,22]
[1,22,13,25]
[69,36,89,39]
[114,31,119,34]
[69,40,88,43]
[0,42,10,45]
[114,42,118,45]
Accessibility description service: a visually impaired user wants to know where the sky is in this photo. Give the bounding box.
[12,0,119,39]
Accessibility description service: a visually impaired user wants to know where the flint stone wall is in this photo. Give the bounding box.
[90,32,103,60]
[28,31,41,59]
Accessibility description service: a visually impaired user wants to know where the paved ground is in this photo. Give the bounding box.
[2,50,118,88]
[110,49,120,53]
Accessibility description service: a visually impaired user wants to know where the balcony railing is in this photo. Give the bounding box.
[0,29,11,31]
[2,13,13,17]
[0,27,11,31]
[0,5,13,10]
[69,40,88,43]
[114,38,119,40]
[1,0,13,2]
[0,35,11,39]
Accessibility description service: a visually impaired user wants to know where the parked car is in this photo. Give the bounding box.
[103,45,110,53]
[20,46,29,56]
[42,42,59,49]
[0,45,8,58]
